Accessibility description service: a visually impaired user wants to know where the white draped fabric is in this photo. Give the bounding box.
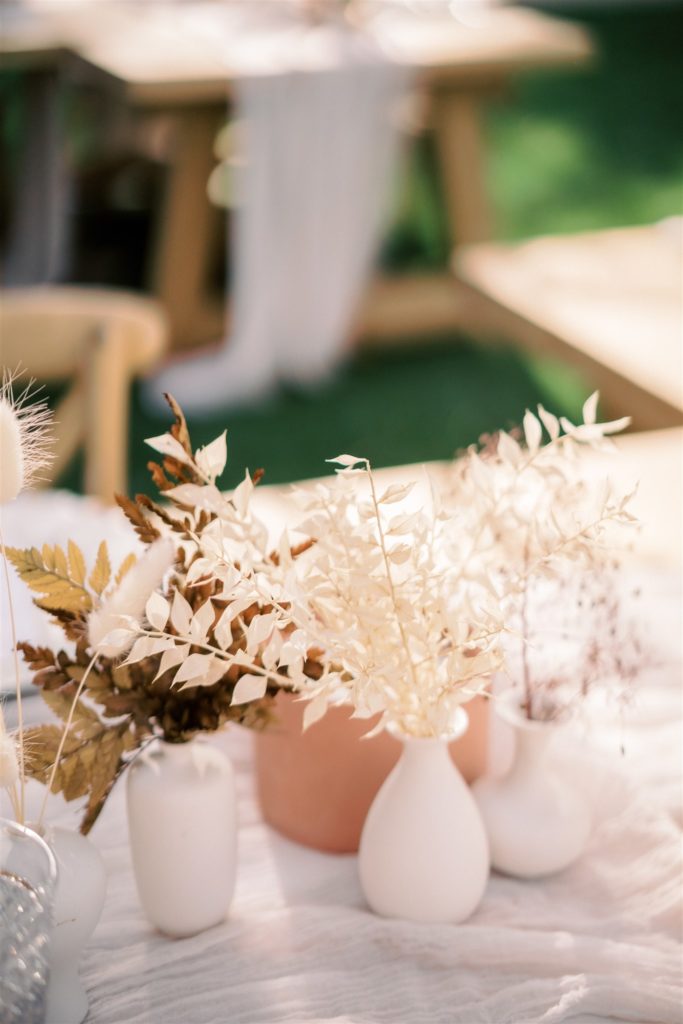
[145,21,408,413]
[1,493,681,1024]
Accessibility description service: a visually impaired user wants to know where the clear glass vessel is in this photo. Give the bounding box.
[0,819,57,1024]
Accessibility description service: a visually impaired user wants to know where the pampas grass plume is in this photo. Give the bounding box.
[0,370,53,504]
[0,726,19,790]
[88,538,175,657]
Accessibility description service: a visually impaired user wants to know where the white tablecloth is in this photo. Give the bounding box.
[2,495,682,1024]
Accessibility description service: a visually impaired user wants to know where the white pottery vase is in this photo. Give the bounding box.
[126,738,237,938]
[473,696,592,878]
[358,708,490,924]
[38,825,106,1024]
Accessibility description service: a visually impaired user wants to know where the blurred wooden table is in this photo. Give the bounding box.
[1,3,593,347]
[455,222,683,430]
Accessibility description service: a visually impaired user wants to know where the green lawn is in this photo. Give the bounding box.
[55,3,682,496]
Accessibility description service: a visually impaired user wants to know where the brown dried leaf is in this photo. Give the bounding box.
[165,392,193,457]
[114,494,161,543]
[136,494,182,533]
[147,460,174,493]
[18,642,56,672]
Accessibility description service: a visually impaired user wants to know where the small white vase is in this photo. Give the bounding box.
[126,738,237,938]
[358,709,490,924]
[473,696,592,878]
[40,825,106,1024]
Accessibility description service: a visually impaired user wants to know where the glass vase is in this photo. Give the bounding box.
[0,818,57,1024]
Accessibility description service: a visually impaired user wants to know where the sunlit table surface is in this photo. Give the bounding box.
[1,428,681,1023]
[0,2,592,102]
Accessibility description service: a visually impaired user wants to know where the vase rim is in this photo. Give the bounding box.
[387,705,469,744]
[2,818,58,887]
[494,690,568,732]
[156,737,197,753]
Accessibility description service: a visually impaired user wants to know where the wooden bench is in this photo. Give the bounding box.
[454,222,683,430]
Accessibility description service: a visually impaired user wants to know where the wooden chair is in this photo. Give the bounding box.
[0,287,168,501]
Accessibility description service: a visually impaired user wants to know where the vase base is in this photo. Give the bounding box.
[46,969,87,1024]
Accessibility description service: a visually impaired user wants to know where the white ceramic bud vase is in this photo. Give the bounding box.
[126,738,237,938]
[39,825,106,1024]
[473,695,592,878]
[358,708,490,923]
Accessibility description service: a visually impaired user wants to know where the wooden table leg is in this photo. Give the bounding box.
[84,322,129,502]
[150,106,225,349]
[3,70,72,285]
[432,89,494,248]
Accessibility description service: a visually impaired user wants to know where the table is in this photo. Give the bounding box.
[1,3,593,348]
[2,429,681,1023]
[455,222,683,430]
[7,577,683,1023]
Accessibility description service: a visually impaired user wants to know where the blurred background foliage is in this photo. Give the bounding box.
[2,3,681,493]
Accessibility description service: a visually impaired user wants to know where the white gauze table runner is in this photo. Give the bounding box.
[146,13,408,413]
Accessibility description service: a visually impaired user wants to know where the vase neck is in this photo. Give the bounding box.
[157,739,194,758]
[390,707,470,752]
[399,736,454,769]
[510,721,556,778]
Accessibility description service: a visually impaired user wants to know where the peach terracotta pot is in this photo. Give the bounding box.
[254,692,490,854]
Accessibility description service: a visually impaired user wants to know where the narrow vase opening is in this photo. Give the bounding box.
[387,705,470,745]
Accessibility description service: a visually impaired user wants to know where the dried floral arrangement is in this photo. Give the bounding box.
[8,396,318,833]
[288,456,505,739]
[1,380,643,834]
[442,393,640,720]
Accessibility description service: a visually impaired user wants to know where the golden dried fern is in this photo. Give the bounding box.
[6,544,93,613]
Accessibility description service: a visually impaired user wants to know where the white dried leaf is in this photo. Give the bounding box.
[582,391,599,426]
[231,673,268,705]
[97,627,136,656]
[173,653,214,686]
[154,644,190,681]
[166,483,222,511]
[302,694,328,731]
[247,612,276,648]
[146,591,170,631]
[195,430,227,481]
[325,454,366,468]
[378,482,415,505]
[468,452,492,495]
[523,410,542,453]
[497,431,521,466]
[190,599,215,643]
[233,470,253,517]
[213,609,233,651]
[144,433,191,464]
[186,558,215,585]
[261,630,283,670]
[125,636,166,665]
[537,405,560,441]
[171,590,193,634]
[386,513,419,536]
[598,416,631,435]
[388,544,412,565]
